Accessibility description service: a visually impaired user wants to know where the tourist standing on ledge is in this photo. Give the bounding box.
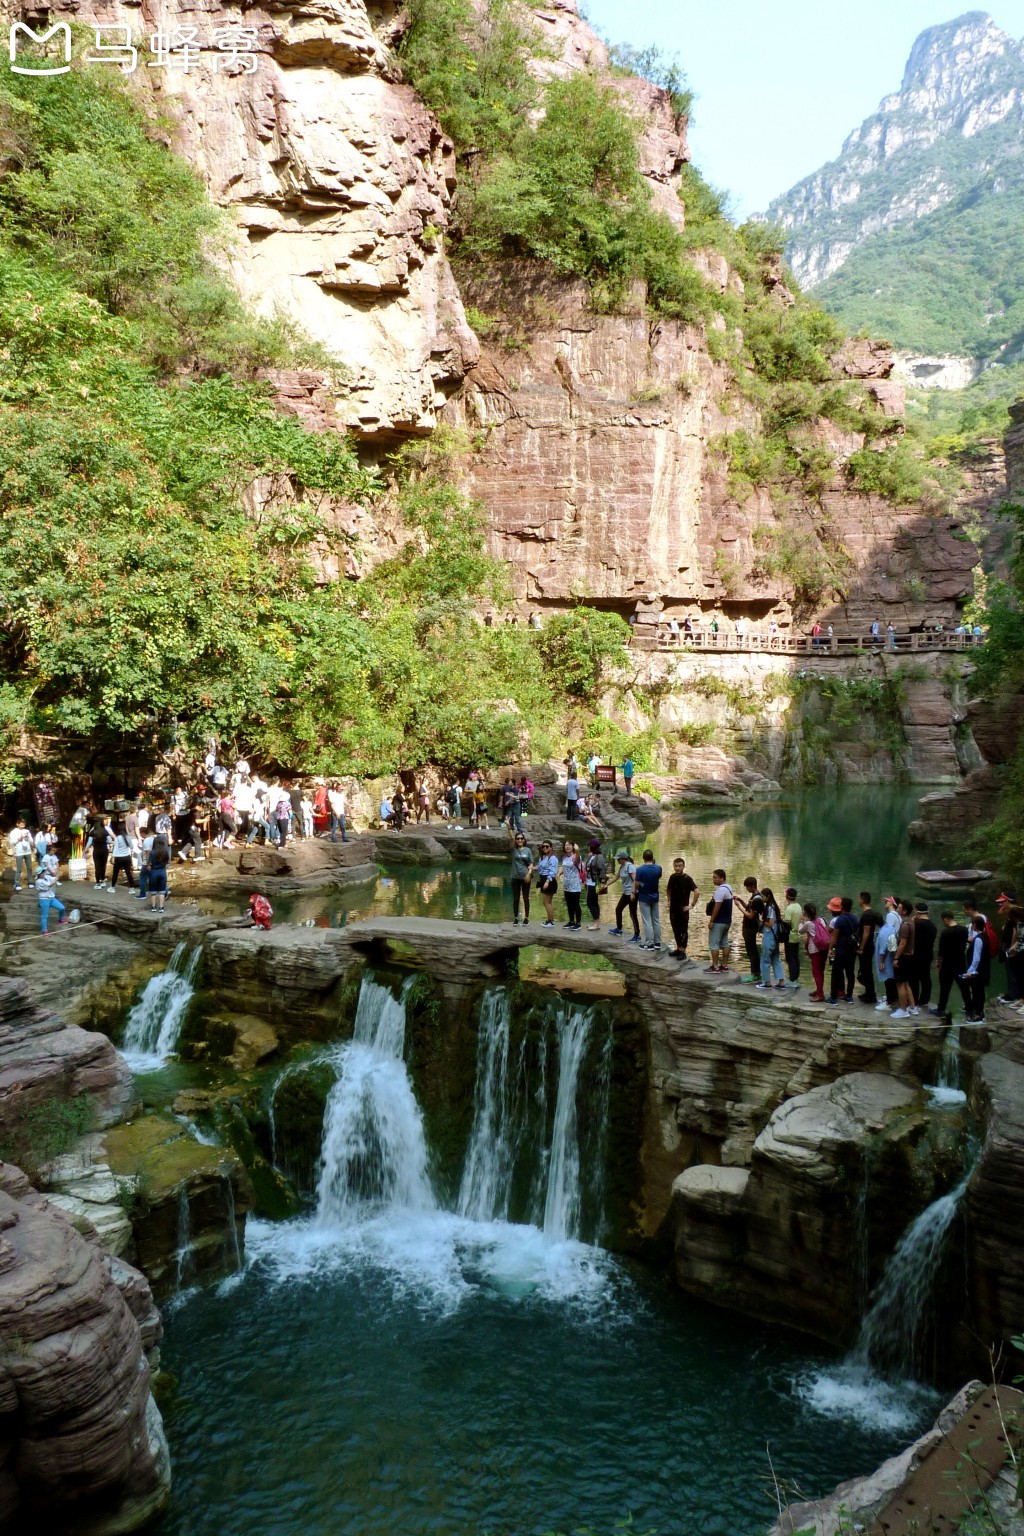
[737,877,764,983]
[328,782,348,843]
[565,769,580,822]
[584,839,607,931]
[634,850,663,951]
[706,870,733,973]
[932,910,968,1021]
[608,851,640,941]
[757,887,787,989]
[145,829,170,913]
[561,840,584,929]
[666,858,698,962]
[416,781,431,825]
[508,828,534,926]
[782,887,802,987]
[826,896,858,1005]
[8,820,33,892]
[536,840,559,927]
[85,812,111,890]
[890,899,919,1018]
[996,894,1024,1002]
[913,903,937,1008]
[960,916,991,1022]
[621,756,634,797]
[856,892,882,1004]
[799,904,830,1001]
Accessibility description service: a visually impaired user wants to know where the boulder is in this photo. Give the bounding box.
[672,1073,964,1346]
[0,1163,170,1533]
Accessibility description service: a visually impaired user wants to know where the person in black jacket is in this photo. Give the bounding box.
[913,902,938,1007]
[932,911,968,1019]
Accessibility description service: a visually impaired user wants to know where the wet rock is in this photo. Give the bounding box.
[671,1073,963,1346]
[0,1163,170,1533]
[102,1114,253,1301]
[967,1052,1024,1364]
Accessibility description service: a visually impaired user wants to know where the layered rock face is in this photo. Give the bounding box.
[0,977,137,1130]
[0,1163,169,1534]
[44,0,478,440]
[967,1050,1024,1366]
[671,1073,963,1347]
[444,268,979,627]
[768,13,1024,288]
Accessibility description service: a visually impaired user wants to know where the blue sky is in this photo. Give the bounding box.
[581,1,1024,215]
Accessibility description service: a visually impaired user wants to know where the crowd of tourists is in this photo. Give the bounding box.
[501,832,1023,1023]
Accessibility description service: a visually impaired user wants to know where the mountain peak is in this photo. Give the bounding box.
[898,11,1018,96]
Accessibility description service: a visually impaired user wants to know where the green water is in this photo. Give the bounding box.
[264,786,931,932]
[150,787,940,1534]
[157,1241,923,1536]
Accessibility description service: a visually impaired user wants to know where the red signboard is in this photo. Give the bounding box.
[595,765,617,787]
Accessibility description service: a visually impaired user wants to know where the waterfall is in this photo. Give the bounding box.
[456,991,610,1243]
[852,1171,971,1380]
[458,990,518,1222]
[224,1177,243,1274]
[938,1024,962,1090]
[174,1186,194,1294]
[121,944,201,1070]
[542,1005,596,1242]
[315,976,434,1224]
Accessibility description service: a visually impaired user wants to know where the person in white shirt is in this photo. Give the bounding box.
[109,823,137,890]
[301,794,314,840]
[36,864,66,932]
[8,820,34,891]
[328,784,348,843]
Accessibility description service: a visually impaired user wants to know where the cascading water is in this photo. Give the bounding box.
[458,990,518,1223]
[120,944,201,1071]
[315,976,434,1223]
[800,1166,974,1430]
[542,1004,596,1242]
[852,1170,971,1380]
[248,975,619,1307]
[174,1186,194,1295]
[927,1023,967,1107]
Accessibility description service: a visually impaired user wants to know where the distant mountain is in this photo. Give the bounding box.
[766,12,1024,365]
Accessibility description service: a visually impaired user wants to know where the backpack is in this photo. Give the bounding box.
[984,920,1000,958]
[812,917,831,951]
[150,837,169,869]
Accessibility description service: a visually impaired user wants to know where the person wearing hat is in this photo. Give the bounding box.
[826,896,858,1005]
[535,841,559,926]
[583,839,607,930]
[608,850,640,941]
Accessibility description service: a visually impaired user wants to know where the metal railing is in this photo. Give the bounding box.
[628,630,984,656]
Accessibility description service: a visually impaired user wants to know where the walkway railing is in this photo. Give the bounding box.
[628,630,984,656]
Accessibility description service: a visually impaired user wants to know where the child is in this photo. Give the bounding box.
[248,893,273,931]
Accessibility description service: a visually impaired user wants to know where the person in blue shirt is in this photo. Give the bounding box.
[633,850,663,950]
[621,757,635,797]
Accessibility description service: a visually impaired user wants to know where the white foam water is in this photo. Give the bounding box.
[237,976,623,1314]
[121,944,201,1072]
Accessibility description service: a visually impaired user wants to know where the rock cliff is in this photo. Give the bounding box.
[0,1162,170,1533]
[23,0,985,634]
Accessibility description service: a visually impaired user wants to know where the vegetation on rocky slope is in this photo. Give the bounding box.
[968,500,1024,882]
[0,61,630,791]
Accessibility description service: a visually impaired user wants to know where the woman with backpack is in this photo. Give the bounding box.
[757,886,787,989]
[798,902,831,1001]
[960,915,991,1022]
[584,839,608,930]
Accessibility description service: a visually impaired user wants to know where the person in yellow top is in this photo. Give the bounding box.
[782,886,803,989]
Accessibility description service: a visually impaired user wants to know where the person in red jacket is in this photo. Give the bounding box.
[248,893,273,931]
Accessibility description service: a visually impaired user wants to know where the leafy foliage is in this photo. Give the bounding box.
[0,1094,94,1181]
[535,609,632,701]
[0,60,632,788]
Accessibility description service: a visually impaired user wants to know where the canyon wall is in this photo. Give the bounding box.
[20,0,989,638]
